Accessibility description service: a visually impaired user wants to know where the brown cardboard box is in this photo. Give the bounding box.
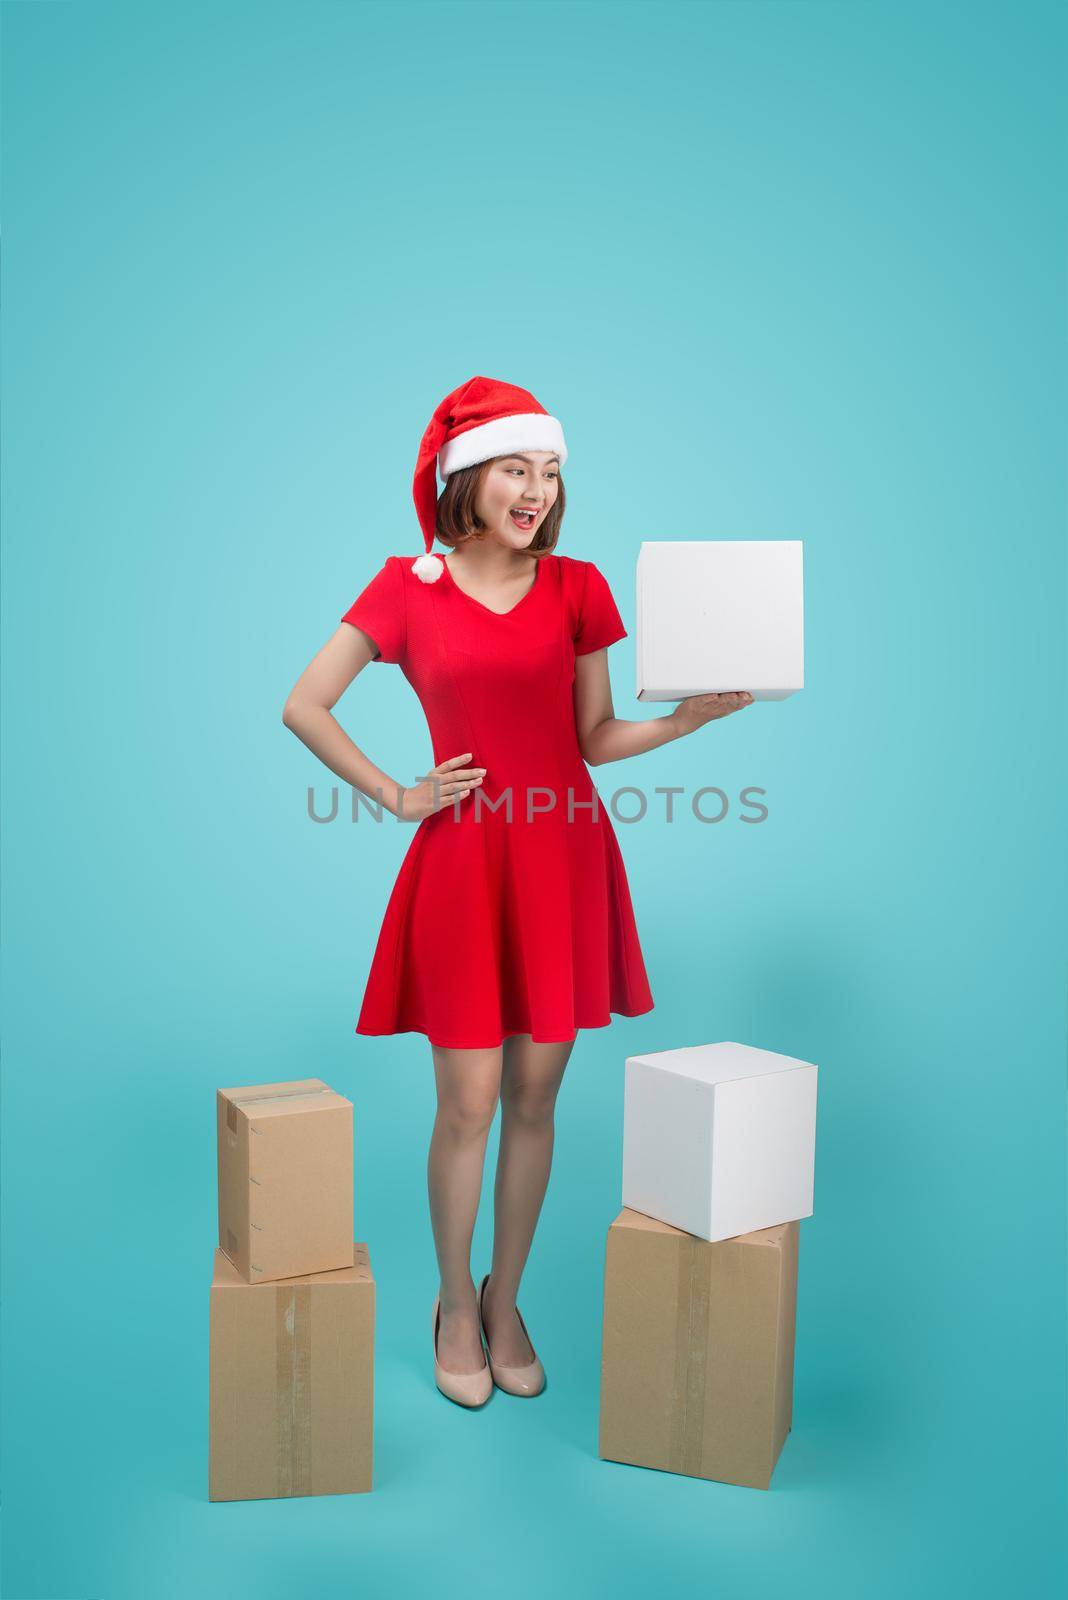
[209,1243,374,1501]
[599,1208,799,1490]
[217,1079,353,1284]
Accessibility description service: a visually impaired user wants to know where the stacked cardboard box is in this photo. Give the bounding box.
[208,1079,375,1501]
[599,1042,817,1490]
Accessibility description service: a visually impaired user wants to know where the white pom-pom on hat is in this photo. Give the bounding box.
[411,553,446,583]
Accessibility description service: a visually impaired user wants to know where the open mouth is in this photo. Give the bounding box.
[509,509,538,529]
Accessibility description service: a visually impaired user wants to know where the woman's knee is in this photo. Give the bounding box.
[500,1080,559,1127]
[432,1046,501,1137]
[500,1037,573,1126]
[437,1086,499,1138]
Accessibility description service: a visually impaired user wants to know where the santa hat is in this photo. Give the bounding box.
[410,376,568,582]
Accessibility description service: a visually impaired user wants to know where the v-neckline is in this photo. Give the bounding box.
[441,554,544,618]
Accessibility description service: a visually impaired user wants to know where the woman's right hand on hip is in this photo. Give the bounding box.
[398,752,487,821]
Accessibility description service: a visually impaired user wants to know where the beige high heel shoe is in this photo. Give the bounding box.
[478,1273,546,1397]
[432,1293,493,1408]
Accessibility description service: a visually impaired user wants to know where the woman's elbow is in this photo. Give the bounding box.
[579,721,609,766]
[282,695,307,729]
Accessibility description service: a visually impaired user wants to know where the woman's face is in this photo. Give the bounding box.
[473,451,560,549]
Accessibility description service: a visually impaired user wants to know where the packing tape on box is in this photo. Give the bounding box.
[275,1284,313,1495]
[230,1087,338,1106]
[669,1234,713,1476]
[225,1087,341,1135]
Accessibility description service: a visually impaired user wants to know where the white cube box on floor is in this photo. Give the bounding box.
[622,1042,817,1241]
[636,540,804,702]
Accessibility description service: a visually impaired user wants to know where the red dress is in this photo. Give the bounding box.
[340,551,654,1048]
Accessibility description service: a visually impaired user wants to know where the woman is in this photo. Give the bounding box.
[282,376,753,1408]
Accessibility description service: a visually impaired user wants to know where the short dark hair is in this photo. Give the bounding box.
[435,456,566,557]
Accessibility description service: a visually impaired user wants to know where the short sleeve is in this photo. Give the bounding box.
[341,557,406,664]
[573,561,627,655]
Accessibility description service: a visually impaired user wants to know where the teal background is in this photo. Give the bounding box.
[3,1,1065,1596]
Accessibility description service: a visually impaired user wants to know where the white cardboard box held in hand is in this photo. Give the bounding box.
[636,540,804,701]
[622,1042,817,1241]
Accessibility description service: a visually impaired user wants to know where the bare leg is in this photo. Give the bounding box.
[481,1033,576,1366]
[428,1042,502,1374]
